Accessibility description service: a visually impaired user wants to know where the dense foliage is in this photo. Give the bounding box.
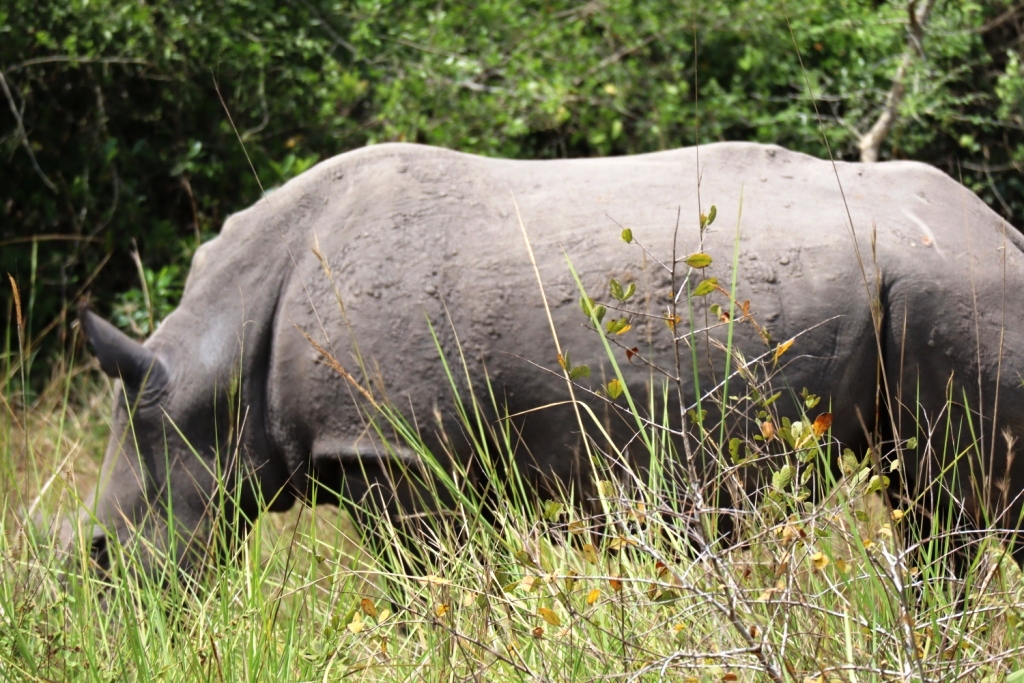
[2,0,1023,350]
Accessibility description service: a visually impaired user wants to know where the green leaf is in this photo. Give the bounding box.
[514,550,536,567]
[569,364,591,380]
[728,437,743,463]
[622,282,636,301]
[542,500,563,521]
[840,449,860,475]
[621,228,633,244]
[579,297,606,324]
[772,464,793,491]
[866,474,890,494]
[691,278,718,297]
[610,278,624,300]
[707,205,717,226]
[684,252,713,268]
[800,387,821,409]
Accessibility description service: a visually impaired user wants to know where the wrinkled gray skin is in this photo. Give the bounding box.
[71,142,1024,573]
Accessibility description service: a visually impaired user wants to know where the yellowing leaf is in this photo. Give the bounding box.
[532,626,544,638]
[608,576,623,592]
[760,421,775,441]
[597,480,615,497]
[891,509,905,522]
[377,608,391,622]
[605,317,631,335]
[812,412,833,437]
[360,598,378,618]
[665,314,682,331]
[347,612,364,634]
[582,543,598,565]
[419,574,451,586]
[520,575,538,592]
[773,338,794,363]
[835,558,851,574]
[607,536,637,551]
[435,603,450,617]
[586,588,600,605]
[606,379,624,399]
[684,252,713,268]
[538,607,562,627]
[810,551,829,571]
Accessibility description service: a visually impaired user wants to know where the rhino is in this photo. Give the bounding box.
[69,141,1024,575]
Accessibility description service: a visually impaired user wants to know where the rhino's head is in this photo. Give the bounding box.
[71,305,243,576]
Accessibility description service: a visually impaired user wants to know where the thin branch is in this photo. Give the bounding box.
[858,0,937,162]
[978,1,1024,34]
[284,0,356,55]
[2,55,150,75]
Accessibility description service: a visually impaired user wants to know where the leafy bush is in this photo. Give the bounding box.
[2,0,1022,357]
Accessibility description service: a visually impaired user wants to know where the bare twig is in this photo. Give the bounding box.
[0,70,57,192]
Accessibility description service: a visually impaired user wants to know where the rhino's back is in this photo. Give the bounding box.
[165,142,1018,479]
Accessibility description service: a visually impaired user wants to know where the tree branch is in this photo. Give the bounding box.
[858,0,937,162]
[0,70,56,192]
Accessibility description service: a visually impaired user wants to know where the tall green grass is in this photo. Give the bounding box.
[4,228,1024,683]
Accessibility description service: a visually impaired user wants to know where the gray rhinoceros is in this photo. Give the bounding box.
[73,141,1024,573]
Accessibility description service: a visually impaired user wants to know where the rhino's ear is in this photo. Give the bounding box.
[78,305,165,392]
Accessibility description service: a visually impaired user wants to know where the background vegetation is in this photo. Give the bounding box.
[3,0,1024,357]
